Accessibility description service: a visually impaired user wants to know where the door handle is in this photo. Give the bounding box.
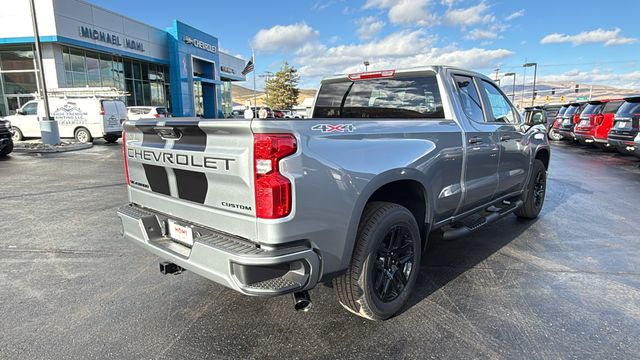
[468,136,483,145]
[500,135,511,141]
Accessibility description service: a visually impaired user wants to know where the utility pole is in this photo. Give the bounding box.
[259,71,274,105]
[29,0,59,144]
[494,67,500,81]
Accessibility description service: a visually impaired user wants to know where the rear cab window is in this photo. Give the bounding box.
[156,107,168,115]
[313,73,444,119]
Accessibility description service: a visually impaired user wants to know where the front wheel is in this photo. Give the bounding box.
[0,139,13,157]
[515,160,547,219]
[333,202,421,321]
[11,127,23,142]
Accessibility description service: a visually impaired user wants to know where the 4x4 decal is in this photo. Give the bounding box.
[311,124,355,133]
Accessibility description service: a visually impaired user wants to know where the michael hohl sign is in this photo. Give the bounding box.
[78,26,145,52]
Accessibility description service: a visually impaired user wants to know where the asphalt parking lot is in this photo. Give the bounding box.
[1,141,639,359]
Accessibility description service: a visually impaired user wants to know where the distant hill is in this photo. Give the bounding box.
[499,81,637,107]
[231,84,316,107]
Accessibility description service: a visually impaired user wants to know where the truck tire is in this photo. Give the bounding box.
[333,201,421,321]
[515,160,546,219]
[0,139,13,157]
[11,127,23,142]
[104,134,118,144]
[74,127,92,143]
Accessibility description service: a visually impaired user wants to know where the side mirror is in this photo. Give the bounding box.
[16,109,24,115]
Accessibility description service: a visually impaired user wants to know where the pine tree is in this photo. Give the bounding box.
[265,62,300,110]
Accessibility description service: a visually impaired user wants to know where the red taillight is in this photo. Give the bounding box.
[594,114,604,126]
[348,70,395,81]
[154,113,160,118]
[253,133,297,219]
[99,106,105,115]
[122,130,130,185]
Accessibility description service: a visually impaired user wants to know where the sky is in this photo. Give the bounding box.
[91,0,640,90]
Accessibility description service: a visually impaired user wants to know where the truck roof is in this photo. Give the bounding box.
[320,65,493,83]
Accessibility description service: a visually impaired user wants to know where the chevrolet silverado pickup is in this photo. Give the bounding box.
[117,66,550,320]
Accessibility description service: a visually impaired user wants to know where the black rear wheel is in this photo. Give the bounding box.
[333,202,421,320]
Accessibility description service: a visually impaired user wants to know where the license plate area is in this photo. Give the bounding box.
[168,219,194,247]
[617,121,630,129]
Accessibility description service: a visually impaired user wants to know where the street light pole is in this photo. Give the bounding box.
[29,0,59,144]
[504,73,516,103]
[523,62,538,107]
[363,60,370,72]
[520,66,527,108]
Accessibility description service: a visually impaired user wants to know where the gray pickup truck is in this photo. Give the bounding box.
[117,66,550,320]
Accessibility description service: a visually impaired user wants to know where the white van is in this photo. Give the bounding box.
[8,97,127,143]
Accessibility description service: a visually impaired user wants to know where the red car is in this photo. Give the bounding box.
[574,99,624,148]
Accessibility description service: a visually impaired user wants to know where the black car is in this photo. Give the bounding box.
[558,102,588,140]
[608,95,640,154]
[0,119,14,157]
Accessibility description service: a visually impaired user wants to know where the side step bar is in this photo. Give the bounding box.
[442,200,523,241]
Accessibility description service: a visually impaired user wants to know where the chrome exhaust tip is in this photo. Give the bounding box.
[293,291,312,312]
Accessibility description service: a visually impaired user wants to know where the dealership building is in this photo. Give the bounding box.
[0,0,247,118]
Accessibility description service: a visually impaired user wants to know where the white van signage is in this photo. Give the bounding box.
[52,104,88,125]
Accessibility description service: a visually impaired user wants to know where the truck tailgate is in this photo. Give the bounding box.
[123,119,257,240]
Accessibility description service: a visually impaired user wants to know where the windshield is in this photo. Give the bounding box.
[581,103,602,116]
[616,99,640,117]
[313,74,444,119]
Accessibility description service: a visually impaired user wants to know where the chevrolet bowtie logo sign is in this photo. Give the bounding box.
[183,36,217,54]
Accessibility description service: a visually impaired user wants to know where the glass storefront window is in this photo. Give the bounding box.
[221,81,233,118]
[0,45,35,71]
[2,72,38,94]
[133,62,142,80]
[86,52,101,87]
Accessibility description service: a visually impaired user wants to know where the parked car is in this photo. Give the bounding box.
[574,99,624,148]
[273,109,285,118]
[281,109,301,119]
[524,104,563,139]
[118,66,550,320]
[549,104,570,141]
[7,98,126,143]
[634,132,640,158]
[558,102,588,140]
[127,106,169,121]
[0,118,13,157]
[250,106,274,119]
[608,95,640,154]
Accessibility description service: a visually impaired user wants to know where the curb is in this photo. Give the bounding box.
[13,142,94,154]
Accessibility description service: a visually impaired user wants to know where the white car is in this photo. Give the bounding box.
[127,106,169,121]
[8,98,126,143]
[281,110,301,119]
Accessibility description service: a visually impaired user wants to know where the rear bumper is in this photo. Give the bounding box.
[558,129,575,139]
[117,204,321,296]
[574,133,594,143]
[607,138,636,153]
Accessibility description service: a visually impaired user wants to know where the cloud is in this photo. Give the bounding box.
[356,16,386,40]
[540,28,637,46]
[505,9,524,21]
[253,23,319,53]
[443,2,494,28]
[466,29,497,40]
[294,29,513,84]
[364,0,436,26]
